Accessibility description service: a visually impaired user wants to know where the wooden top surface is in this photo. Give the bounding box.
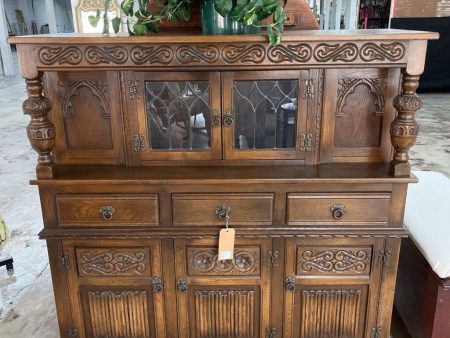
[30,164,417,185]
[8,29,439,45]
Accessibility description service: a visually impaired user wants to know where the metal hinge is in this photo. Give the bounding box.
[372,327,382,338]
[302,79,315,99]
[69,328,79,338]
[267,250,279,268]
[265,328,277,338]
[300,133,313,152]
[57,252,70,269]
[377,250,392,267]
[133,134,145,152]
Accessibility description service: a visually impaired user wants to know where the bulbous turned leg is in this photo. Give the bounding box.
[22,73,56,178]
[390,72,423,176]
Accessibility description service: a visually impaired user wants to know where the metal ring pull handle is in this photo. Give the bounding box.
[330,204,346,220]
[177,278,187,293]
[216,204,231,221]
[152,278,163,293]
[285,277,296,293]
[99,206,115,221]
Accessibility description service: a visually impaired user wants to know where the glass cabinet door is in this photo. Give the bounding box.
[129,72,221,162]
[222,71,307,160]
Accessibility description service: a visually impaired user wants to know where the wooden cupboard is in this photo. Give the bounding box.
[10,30,438,338]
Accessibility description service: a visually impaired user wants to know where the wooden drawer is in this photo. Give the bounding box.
[172,193,273,226]
[287,193,390,225]
[56,194,159,226]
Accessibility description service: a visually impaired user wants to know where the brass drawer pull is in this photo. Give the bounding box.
[152,277,163,293]
[177,277,187,293]
[330,204,346,220]
[216,204,231,220]
[99,206,115,221]
[285,276,296,293]
[211,109,221,127]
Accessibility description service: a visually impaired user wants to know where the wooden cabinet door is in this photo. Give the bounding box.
[222,70,317,161]
[63,239,166,338]
[175,237,272,338]
[283,237,384,338]
[320,68,401,163]
[126,71,221,163]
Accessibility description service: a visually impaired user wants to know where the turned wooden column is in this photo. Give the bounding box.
[22,72,56,178]
[390,70,423,176]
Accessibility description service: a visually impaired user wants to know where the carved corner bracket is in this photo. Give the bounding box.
[23,73,56,178]
[390,72,423,176]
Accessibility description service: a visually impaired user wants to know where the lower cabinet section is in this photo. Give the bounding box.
[55,236,395,338]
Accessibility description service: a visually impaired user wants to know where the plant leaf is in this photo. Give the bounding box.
[121,0,135,16]
[133,22,148,35]
[112,17,121,33]
[213,0,233,17]
[88,8,101,27]
[256,0,277,20]
[146,22,158,33]
[175,3,192,21]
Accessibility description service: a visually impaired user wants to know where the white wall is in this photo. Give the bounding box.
[4,0,73,34]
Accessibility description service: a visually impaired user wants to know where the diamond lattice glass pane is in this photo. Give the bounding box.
[145,81,211,150]
[233,80,299,150]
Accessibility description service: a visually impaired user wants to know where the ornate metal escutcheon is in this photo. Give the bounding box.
[152,277,163,293]
[177,277,188,293]
[330,204,346,220]
[285,276,296,293]
[211,109,221,127]
[99,206,115,221]
[216,204,231,220]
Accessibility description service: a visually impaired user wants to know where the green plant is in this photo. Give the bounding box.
[90,0,288,45]
[89,0,122,34]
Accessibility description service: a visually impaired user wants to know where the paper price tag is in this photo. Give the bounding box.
[218,228,235,261]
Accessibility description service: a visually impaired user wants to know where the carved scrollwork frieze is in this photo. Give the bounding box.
[38,46,83,65]
[267,43,312,63]
[298,247,371,274]
[176,45,219,64]
[130,45,174,64]
[314,43,359,62]
[79,250,147,276]
[360,42,406,62]
[221,45,266,63]
[84,46,128,64]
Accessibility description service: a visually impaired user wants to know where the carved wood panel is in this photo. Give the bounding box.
[296,288,365,338]
[76,247,152,277]
[58,80,113,151]
[193,290,257,338]
[296,246,372,276]
[35,41,408,69]
[187,246,261,276]
[86,290,151,338]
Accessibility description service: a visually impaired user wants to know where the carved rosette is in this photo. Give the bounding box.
[299,249,369,274]
[23,75,55,178]
[390,73,423,175]
[80,250,147,275]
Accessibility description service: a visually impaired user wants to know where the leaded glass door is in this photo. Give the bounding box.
[129,71,221,162]
[222,71,307,160]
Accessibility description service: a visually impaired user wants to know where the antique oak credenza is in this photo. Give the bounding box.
[9,30,438,338]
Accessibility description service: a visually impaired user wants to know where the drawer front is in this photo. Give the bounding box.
[56,194,159,226]
[172,193,273,226]
[287,193,390,225]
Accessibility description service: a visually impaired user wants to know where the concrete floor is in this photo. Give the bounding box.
[0,72,448,337]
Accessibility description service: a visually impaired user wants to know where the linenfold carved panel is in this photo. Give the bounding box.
[87,291,150,338]
[36,41,408,67]
[76,247,151,277]
[299,289,363,338]
[194,290,256,338]
[187,246,261,276]
[297,246,372,275]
